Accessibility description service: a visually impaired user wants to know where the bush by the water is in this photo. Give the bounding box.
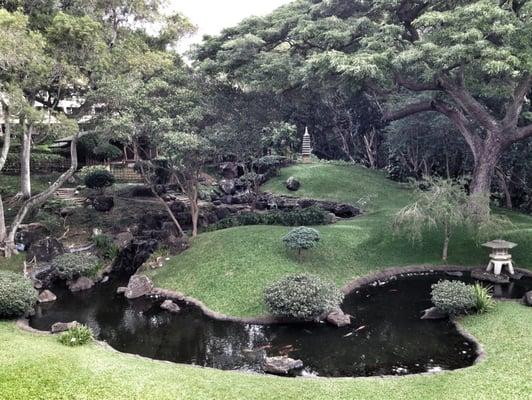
[52,253,100,280]
[431,280,476,315]
[282,226,321,255]
[207,206,330,232]
[473,283,496,314]
[92,234,119,260]
[264,274,343,320]
[0,271,37,318]
[58,325,93,347]
[83,168,115,192]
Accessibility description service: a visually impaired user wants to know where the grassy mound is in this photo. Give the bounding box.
[147,163,532,317]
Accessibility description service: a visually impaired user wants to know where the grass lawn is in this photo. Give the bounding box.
[147,163,532,317]
[0,301,529,400]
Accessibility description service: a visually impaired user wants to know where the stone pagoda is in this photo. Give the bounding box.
[301,127,311,163]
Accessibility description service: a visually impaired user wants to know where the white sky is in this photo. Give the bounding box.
[169,0,292,53]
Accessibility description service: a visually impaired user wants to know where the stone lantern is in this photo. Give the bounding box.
[301,127,311,163]
[482,239,517,275]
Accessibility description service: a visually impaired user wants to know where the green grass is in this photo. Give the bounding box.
[0,174,62,198]
[0,301,530,399]
[0,253,26,273]
[147,163,532,317]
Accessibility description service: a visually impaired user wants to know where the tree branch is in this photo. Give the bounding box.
[383,100,436,121]
[513,124,532,141]
[395,73,441,92]
[502,73,531,128]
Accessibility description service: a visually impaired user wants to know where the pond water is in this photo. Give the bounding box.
[29,271,532,378]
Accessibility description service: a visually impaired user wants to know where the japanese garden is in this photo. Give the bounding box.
[0,1,531,399]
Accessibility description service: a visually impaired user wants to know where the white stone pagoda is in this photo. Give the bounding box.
[301,127,311,163]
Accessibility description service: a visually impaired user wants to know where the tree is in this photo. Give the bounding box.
[159,132,212,237]
[194,0,532,196]
[282,226,321,258]
[394,177,491,261]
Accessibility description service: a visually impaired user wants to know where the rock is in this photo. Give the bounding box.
[333,203,360,218]
[445,271,464,277]
[421,307,447,320]
[26,237,65,262]
[510,272,524,280]
[16,223,49,250]
[219,162,239,179]
[101,276,109,284]
[59,207,76,217]
[51,321,80,334]
[160,299,181,313]
[124,275,154,299]
[286,176,301,191]
[115,231,134,249]
[38,290,57,303]
[471,269,510,284]
[232,191,255,205]
[214,206,233,220]
[221,195,234,205]
[326,309,351,327]
[169,200,187,214]
[264,356,304,375]
[523,291,532,307]
[112,240,158,275]
[219,179,236,195]
[68,277,95,292]
[116,287,127,294]
[93,196,114,212]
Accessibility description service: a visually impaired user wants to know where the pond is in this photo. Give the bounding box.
[29,271,532,378]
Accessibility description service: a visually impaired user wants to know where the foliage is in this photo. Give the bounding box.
[57,324,93,347]
[84,169,115,192]
[206,206,331,232]
[252,155,291,175]
[431,280,476,316]
[0,271,37,318]
[264,273,343,320]
[51,253,100,281]
[282,226,321,254]
[92,143,123,161]
[92,234,119,260]
[260,122,298,156]
[3,152,67,173]
[473,283,496,314]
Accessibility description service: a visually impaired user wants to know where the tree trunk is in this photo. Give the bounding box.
[0,195,5,243]
[442,223,450,262]
[20,123,32,199]
[3,133,80,257]
[469,142,504,197]
[496,170,513,209]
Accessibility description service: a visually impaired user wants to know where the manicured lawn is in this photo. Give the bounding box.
[0,301,530,400]
[147,163,532,317]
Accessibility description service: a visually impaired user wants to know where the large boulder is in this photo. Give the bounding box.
[326,308,351,327]
[523,291,532,307]
[264,356,303,375]
[333,204,360,218]
[286,176,301,191]
[51,321,80,334]
[219,162,239,179]
[68,277,95,292]
[114,231,134,250]
[124,275,154,299]
[26,237,65,262]
[38,290,57,303]
[93,196,114,212]
[112,240,158,275]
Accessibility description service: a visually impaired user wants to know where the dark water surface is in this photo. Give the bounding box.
[29,272,532,377]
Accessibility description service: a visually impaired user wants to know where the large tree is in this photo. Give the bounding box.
[194,0,532,196]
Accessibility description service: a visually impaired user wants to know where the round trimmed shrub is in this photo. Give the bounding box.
[58,324,93,347]
[264,274,343,320]
[282,226,321,255]
[51,253,100,281]
[93,143,123,161]
[431,280,476,315]
[84,169,115,192]
[0,271,37,318]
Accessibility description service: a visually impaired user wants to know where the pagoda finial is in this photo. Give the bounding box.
[301,126,311,163]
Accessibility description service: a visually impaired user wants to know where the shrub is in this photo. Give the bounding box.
[264,274,343,320]
[431,280,476,315]
[252,155,291,175]
[282,226,321,256]
[51,253,100,280]
[93,143,123,161]
[92,234,119,260]
[0,271,37,318]
[58,325,93,346]
[473,283,496,314]
[84,169,115,192]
